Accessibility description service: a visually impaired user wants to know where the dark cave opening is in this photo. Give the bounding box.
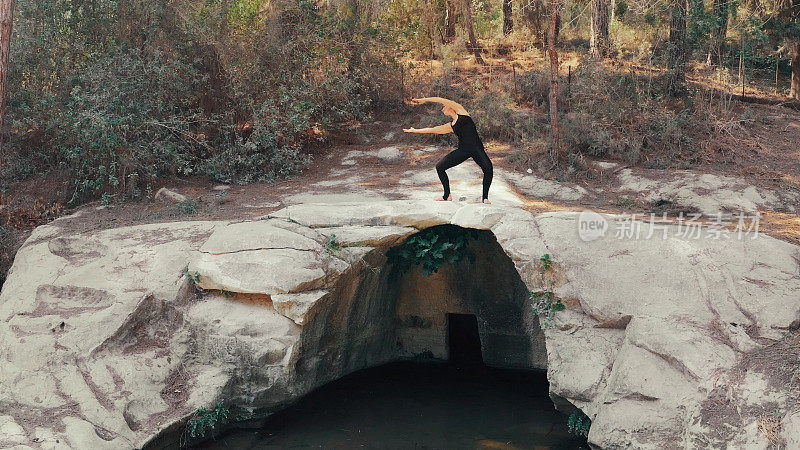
[192,361,590,450]
[447,313,484,368]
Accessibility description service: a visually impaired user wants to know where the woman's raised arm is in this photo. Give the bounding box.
[410,97,468,115]
[403,123,454,134]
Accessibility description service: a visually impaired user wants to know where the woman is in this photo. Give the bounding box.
[403,97,493,204]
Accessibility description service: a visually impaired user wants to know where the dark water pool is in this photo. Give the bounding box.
[193,362,588,450]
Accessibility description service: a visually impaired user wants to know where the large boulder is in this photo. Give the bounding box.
[0,200,798,449]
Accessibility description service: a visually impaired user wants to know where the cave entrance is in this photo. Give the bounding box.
[447,313,483,367]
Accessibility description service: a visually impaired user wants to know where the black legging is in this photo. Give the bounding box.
[436,147,493,201]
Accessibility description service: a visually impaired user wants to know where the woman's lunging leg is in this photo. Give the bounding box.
[436,149,470,200]
[473,150,493,201]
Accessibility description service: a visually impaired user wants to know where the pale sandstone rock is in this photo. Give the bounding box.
[271,290,328,325]
[0,415,27,444]
[314,225,415,246]
[200,221,322,254]
[1,200,798,449]
[783,411,800,448]
[502,170,589,201]
[188,249,329,294]
[153,187,187,204]
[376,146,403,162]
[615,168,791,215]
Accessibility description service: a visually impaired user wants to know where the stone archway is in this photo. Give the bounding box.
[292,224,547,394]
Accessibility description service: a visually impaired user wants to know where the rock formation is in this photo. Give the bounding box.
[1,200,798,449]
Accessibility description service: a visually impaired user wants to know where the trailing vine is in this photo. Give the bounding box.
[386,225,480,278]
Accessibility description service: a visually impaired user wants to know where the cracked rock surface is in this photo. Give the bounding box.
[1,200,799,449]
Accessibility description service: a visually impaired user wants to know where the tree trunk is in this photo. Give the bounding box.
[548,0,562,160]
[462,0,484,64]
[667,0,688,94]
[791,41,800,100]
[445,0,458,41]
[0,0,12,157]
[503,0,513,35]
[706,0,728,66]
[590,0,610,58]
[522,0,546,48]
[610,0,616,24]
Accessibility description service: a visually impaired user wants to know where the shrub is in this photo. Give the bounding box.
[472,92,541,142]
[5,0,402,203]
[517,69,551,107]
[563,61,701,166]
[324,234,342,253]
[54,49,203,202]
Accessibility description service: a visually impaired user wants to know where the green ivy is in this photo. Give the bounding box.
[386,226,480,278]
[568,410,591,437]
[186,402,230,439]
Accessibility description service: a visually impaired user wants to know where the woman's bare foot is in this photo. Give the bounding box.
[469,198,492,204]
[435,194,453,201]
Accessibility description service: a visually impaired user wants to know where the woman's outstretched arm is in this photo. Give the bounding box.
[403,123,453,134]
[410,97,468,114]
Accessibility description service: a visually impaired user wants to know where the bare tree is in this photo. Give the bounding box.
[773,0,799,100]
[521,0,547,47]
[667,0,688,94]
[0,0,12,157]
[791,40,800,100]
[445,0,458,41]
[503,0,513,35]
[462,0,484,64]
[548,0,562,160]
[590,0,610,58]
[706,0,728,66]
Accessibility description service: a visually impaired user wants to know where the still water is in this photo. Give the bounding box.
[195,362,589,450]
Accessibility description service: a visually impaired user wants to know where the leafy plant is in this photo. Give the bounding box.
[530,253,564,329]
[324,234,342,253]
[568,410,591,437]
[183,268,201,285]
[214,191,229,205]
[185,402,230,438]
[531,288,565,329]
[539,253,553,271]
[386,225,480,277]
[177,199,199,215]
[101,193,116,206]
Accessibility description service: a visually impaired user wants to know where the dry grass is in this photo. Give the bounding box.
[757,414,784,448]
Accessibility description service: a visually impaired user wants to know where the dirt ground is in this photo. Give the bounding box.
[2,58,800,287]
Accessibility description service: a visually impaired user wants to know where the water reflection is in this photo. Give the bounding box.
[195,362,589,450]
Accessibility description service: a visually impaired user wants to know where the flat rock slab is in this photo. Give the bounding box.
[502,170,589,202]
[269,200,461,228]
[314,225,416,246]
[200,221,322,254]
[189,248,330,294]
